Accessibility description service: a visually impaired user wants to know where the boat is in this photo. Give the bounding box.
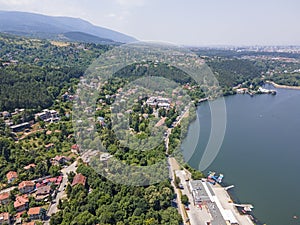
[207,178,216,185]
[217,174,224,183]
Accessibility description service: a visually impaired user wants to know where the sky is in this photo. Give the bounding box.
[0,0,300,46]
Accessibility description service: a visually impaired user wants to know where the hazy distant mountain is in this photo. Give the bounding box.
[0,11,137,43]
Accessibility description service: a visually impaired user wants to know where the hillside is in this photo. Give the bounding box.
[0,33,109,111]
[0,11,137,43]
[62,31,117,44]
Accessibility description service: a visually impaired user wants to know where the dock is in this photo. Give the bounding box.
[224,185,234,191]
[233,204,254,212]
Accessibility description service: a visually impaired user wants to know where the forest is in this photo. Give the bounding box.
[50,164,182,225]
[0,33,109,111]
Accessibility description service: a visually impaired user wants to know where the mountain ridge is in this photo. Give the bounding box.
[0,10,137,43]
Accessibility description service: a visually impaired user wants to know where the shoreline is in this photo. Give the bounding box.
[211,182,257,225]
[266,80,300,90]
[217,181,264,225]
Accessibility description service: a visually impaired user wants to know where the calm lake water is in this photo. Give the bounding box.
[182,85,300,225]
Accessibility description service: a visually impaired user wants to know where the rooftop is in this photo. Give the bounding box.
[14,195,29,208]
[6,171,18,180]
[53,155,71,162]
[72,173,86,187]
[18,181,35,189]
[0,212,9,221]
[28,207,42,215]
[24,164,36,170]
[22,222,36,225]
[36,185,51,196]
[0,192,10,201]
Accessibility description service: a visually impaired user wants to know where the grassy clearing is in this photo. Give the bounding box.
[50,41,70,47]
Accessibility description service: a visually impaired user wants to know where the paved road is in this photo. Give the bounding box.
[44,161,77,224]
[175,170,212,225]
[212,185,255,225]
[165,106,191,224]
[168,158,190,225]
[0,186,17,195]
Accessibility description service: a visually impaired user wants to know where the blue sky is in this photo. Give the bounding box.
[0,0,299,46]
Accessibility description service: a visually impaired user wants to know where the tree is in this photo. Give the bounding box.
[174,175,181,188]
[181,194,189,205]
[49,165,60,177]
[58,199,63,210]
[165,118,173,128]
[39,120,46,129]
[67,171,76,183]
[65,184,72,198]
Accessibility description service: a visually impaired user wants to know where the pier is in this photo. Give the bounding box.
[224,185,234,191]
[233,204,254,212]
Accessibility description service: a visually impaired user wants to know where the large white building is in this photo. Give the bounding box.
[35,109,59,122]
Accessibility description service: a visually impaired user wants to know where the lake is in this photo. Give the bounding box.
[182,85,300,225]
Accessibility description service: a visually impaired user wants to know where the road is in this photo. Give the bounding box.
[44,161,77,224]
[165,106,191,225]
[166,104,220,225]
[175,170,213,225]
[0,186,17,195]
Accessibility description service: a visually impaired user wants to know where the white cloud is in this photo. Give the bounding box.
[115,0,146,7]
[106,10,130,22]
[0,0,37,7]
[107,13,117,18]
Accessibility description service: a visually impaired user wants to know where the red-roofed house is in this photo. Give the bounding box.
[0,192,10,205]
[23,164,36,170]
[14,195,29,212]
[71,144,80,154]
[6,171,18,183]
[40,176,62,186]
[15,211,25,219]
[45,143,54,150]
[22,222,36,225]
[28,207,46,220]
[71,173,86,187]
[0,212,10,225]
[18,181,35,194]
[35,186,51,201]
[51,155,71,165]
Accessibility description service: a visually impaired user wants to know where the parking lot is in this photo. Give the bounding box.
[175,170,212,225]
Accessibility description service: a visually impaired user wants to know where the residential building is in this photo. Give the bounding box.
[23,164,36,170]
[35,186,51,201]
[1,111,10,119]
[14,195,29,212]
[35,109,59,123]
[18,181,35,194]
[27,207,46,220]
[71,144,80,154]
[10,122,30,132]
[6,171,18,183]
[0,192,10,205]
[45,143,54,150]
[0,212,10,225]
[146,96,171,109]
[51,155,71,165]
[71,173,86,187]
[14,211,25,224]
[36,176,62,188]
[22,222,36,225]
